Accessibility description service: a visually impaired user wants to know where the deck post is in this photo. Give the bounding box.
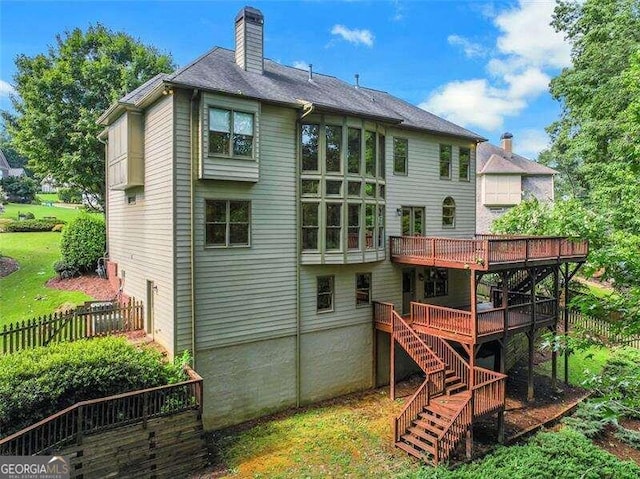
[551,266,560,390]
[563,263,570,385]
[497,409,505,444]
[527,331,535,402]
[390,332,395,400]
[501,270,509,335]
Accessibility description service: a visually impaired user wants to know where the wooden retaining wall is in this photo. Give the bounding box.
[56,410,207,478]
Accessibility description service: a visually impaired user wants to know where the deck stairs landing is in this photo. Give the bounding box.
[385,305,506,465]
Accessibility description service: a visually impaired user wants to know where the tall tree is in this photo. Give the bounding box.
[3,25,174,208]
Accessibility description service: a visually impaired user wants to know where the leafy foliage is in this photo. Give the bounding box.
[57,187,82,204]
[409,428,640,479]
[60,213,106,271]
[3,25,174,208]
[4,219,63,232]
[0,176,38,203]
[0,337,172,436]
[53,259,80,279]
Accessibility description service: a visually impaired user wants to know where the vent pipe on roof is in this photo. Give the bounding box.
[501,132,513,154]
[235,6,264,74]
[355,74,360,89]
[308,64,313,81]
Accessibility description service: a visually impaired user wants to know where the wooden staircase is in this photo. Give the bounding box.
[385,305,506,465]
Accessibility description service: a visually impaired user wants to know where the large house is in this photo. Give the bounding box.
[0,149,25,179]
[476,133,557,233]
[100,7,587,464]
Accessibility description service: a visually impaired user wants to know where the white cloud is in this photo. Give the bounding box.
[447,35,486,58]
[391,0,405,22]
[516,129,550,158]
[424,1,570,132]
[330,25,374,47]
[0,80,16,97]
[292,61,309,70]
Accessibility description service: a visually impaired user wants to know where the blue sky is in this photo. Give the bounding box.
[0,0,571,158]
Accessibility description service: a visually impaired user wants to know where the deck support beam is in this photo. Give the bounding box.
[466,343,477,459]
[390,333,396,400]
[551,266,560,390]
[561,262,581,385]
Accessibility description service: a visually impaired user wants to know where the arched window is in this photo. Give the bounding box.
[442,197,456,228]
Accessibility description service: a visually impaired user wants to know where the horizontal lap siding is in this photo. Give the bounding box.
[193,104,298,349]
[107,95,174,354]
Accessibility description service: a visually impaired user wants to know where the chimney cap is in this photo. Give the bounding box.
[235,6,264,24]
[500,132,513,140]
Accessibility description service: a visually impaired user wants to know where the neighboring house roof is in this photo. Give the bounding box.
[476,142,557,176]
[0,149,10,176]
[8,168,25,177]
[102,48,485,141]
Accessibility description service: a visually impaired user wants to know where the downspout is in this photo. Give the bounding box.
[97,133,109,268]
[295,119,301,407]
[190,89,200,366]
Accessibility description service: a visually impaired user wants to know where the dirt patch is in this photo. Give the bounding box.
[46,274,117,300]
[0,256,19,277]
[593,420,640,465]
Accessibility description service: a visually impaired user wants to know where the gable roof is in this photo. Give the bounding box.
[477,142,557,176]
[101,47,484,141]
[0,149,10,172]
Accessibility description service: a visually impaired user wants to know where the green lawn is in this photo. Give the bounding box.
[0,232,91,326]
[1,202,82,224]
[36,193,60,204]
[536,347,612,387]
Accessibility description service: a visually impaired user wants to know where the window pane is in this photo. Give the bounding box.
[207,200,227,223]
[440,144,452,179]
[302,124,319,171]
[379,184,385,199]
[206,224,226,246]
[348,204,360,227]
[326,204,341,227]
[301,179,319,195]
[233,134,253,156]
[414,209,424,235]
[326,204,341,250]
[318,276,331,293]
[402,208,411,236]
[302,203,319,250]
[365,131,376,176]
[326,125,342,173]
[443,197,455,228]
[209,132,230,155]
[302,203,319,226]
[317,276,334,311]
[364,182,375,198]
[356,273,371,306]
[377,205,385,248]
[326,180,342,196]
[365,204,375,249]
[233,112,253,135]
[348,204,360,250]
[229,201,249,222]
[347,128,361,174]
[229,224,249,245]
[459,147,470,180]
[348,181,361,196]
[209,108,230,132]
[394,138,408,174]
[378,134,386,178]
[302,229,318,250]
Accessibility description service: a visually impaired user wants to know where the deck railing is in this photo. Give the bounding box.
[373,301,395,328]
[390,235,588,269]
[411,303,473,337]
[394,378,431,443]
[418,331,470,389]
[392,311,445,375]
[1,298,144,354]
[0,367,202,456]
[472,367,506,418]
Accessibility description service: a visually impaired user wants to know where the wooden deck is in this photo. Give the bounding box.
[374,299,557,344]
[390,235,588,271]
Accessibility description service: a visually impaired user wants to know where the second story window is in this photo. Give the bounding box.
[442,197,456,228]
[439,144,452,179]
[402,206,424,236]
[393,138,408,175]
[326,125,342,173]
[365,130,377,176]
[301,124,320,172]
[209,108,254,158]
[459,147,470,181]
[205,200,250,247]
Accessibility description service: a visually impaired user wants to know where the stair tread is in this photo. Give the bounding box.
[415,417,447,430]
[408,426,439,442]
[395,440,432,461]
[401,433,436,454]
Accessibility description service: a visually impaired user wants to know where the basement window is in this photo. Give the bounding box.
[317,275,334,312]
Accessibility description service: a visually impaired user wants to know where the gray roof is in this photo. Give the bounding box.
[115,47,484,141]
[477,142,557,176]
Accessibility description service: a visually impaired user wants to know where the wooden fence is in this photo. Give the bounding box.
[1,298,144,354]
[565,309,640,349]
[0,367,206,478]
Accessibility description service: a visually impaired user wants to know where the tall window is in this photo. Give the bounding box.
[365,130,377,176]
[378,134,386,178]
[439,144,452,179]
[347,128,361,174]
[302,203,319,250]
[205,200,250,247]
[377,205,385,248]
[348,203,360,250]
[326,125,342,173]
[393,137,408,175]
[425,268,448,298]
[209,108,254,157]
[459,147,470,181]
[402,207,424,236]
[317,275,334,312]
[442,197,456,228]
[301,124,320,171]
[356,273,372,306]
[326,203,342,250]
[365,204,376,249]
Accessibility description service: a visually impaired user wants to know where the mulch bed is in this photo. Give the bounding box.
[0,256,19,277]
[594,419,640,465]
[46,274,117,300]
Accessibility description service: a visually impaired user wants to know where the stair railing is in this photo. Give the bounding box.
[435,393,473,466]
[472,367,507,418]
[418,331,470,389]
[392,311,445,375]
[394,378,431,443]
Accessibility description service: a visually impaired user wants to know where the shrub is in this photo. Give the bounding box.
[4,219,59,232]
[60,214,106,271]
[0,176,38,203]
[19,211,35,220]
[53,260,80,278]
[57,187,82,204]
[51,223,64,232]
[0,337,173,436]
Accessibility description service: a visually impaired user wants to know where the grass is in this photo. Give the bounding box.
[35,193,60,204]
[0,202,82,224]
[0,232,91,326]
[536,347,612,387]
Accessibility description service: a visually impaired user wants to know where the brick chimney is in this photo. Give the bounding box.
[235,6,264,74]
[501,132,513,154]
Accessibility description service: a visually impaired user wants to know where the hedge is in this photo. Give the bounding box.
[60,214,106,271]
[4,219,64,232]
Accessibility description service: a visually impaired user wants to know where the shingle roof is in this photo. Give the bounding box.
[477,142,557,176]
[117,47,484,141]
